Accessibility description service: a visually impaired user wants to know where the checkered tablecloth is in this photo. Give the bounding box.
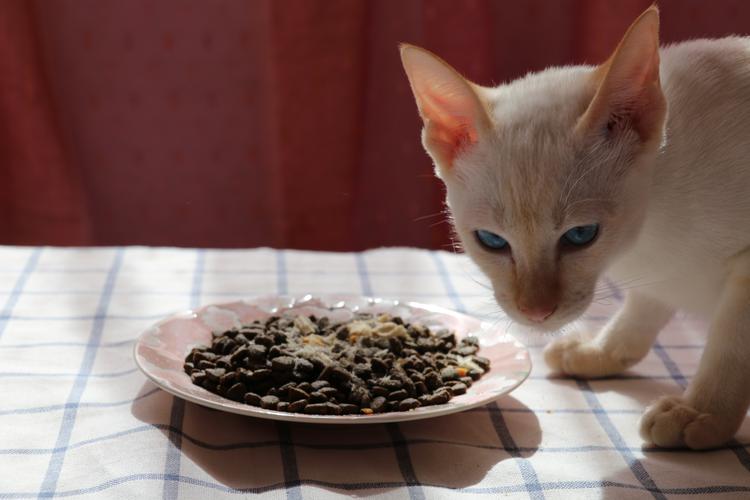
[1,246,749,499]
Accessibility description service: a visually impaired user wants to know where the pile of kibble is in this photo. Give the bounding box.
[183,313,490,415]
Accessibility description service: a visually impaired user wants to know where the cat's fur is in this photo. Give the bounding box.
[401,6,750,449]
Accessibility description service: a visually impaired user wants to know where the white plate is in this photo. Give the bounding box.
[133,294,531,424]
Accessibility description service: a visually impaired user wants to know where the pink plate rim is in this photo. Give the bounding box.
[133,294,532,424]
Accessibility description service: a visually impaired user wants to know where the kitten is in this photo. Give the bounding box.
[400,5,750,450]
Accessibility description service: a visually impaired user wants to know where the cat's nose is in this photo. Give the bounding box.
[518,303,557,323]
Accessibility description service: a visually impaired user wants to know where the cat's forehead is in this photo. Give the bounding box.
[482,66,595,133]
[457,68,610,230]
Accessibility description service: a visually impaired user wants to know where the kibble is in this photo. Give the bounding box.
[371,386,389,397]
[260,395,280,410]
[388,389,408,401]
[450,382,468,396]
[309,391,327,403]
[326,402,342,415]
[304,403,329,415]
[340,403,359,414]
[311,380,329,390]
[248,368,271,381]
[271,356,295,372]
[226,382,247,401]
[371,396,388,413]
[288,387,310,402]
[243,392,261,406]
[205,367,226,382]
[184,312,491,415]
[196,360,215,370]
[399,398,421,411]
[289,399,307,412]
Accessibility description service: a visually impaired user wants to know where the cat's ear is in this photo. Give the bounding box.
[400,44,491,171]
[577,5,666,146]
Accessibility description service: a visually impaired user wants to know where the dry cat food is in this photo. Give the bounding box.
[183,313,491,415]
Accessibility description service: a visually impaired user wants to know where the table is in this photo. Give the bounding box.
[1,246,749,499]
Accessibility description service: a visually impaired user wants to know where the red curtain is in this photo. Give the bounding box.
[0,0,91,245]
[2,0,748,250]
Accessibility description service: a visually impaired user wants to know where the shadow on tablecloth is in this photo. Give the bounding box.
[544,377,750,499]
[131,381,543,495]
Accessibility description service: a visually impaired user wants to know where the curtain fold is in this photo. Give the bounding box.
[1,0,747,249]
[0,0,91,245]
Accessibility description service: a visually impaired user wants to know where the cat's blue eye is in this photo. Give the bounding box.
[475,230,509,251]
[562,224,599,247]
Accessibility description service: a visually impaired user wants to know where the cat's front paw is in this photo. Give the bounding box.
[639,396,735,450]
[543,332,631,378]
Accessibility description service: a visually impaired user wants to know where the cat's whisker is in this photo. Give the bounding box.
[592,296,616,304]
[446,250,495,295]
[467,276,493,291]
[413,210,449,223]
[592,274,665,299]
[592,277,670,304]
[560,147,608,206]
[503,316,516,336]
[428,219,451,229]
[593,288,624,301]
[441,242,458,252]
[604,274,652,289]
[605,277,670,295]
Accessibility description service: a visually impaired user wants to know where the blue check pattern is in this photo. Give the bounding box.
[1,246,749,499]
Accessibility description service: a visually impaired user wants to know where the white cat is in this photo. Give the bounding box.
[400,5,750,450]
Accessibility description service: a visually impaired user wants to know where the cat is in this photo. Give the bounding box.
[400,5,750,450]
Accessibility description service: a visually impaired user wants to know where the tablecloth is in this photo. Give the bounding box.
[1,246,749,499]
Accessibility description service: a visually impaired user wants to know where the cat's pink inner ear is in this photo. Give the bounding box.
[578,6,666,145]
[419,89,480,161]
[400,45,488,168]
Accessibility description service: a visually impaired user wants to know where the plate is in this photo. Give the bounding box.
[133,294,531,424]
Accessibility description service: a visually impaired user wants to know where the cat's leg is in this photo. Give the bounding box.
[639,252,750,449]
[544,290,674,378]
